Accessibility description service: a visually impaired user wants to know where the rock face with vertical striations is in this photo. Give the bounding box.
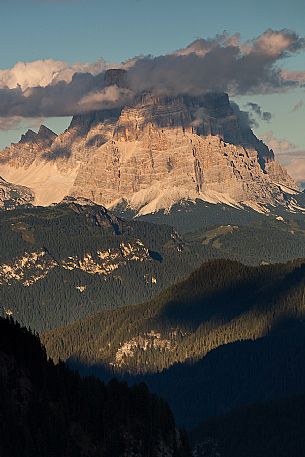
[70,91,297,214]
[0,69,298,214]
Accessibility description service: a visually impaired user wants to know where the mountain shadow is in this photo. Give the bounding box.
[0,317,190,457]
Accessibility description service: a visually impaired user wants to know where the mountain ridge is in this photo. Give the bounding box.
[4,200,305,331]
[0,69,299,215]
[41,258,305,428]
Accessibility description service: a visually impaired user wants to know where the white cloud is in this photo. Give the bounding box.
[0,59,114,90]
[282,70,305,83]
[0,60,68,90]
[0,116,44,132]
[77,86,132,112]
[0,29,304,124]
[0,116,24,131]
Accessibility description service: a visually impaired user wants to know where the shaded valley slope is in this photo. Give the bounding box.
[42,259,305,427]
[0,317,190,457]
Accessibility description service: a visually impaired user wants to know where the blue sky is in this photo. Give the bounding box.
[0,0,304,179]
[1,0,305,66]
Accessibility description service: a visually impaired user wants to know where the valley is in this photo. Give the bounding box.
[1,22,305,455]
[42,258,305,428]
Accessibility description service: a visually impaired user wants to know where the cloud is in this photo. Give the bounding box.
[0,60,68,90]
[230,102,258,129]
[0,72,133,118]
[282,70,305,83]
[0,116,44,132]
[0,116,25,131]
[230,102,271,131]
[127,29,305,97]
[77,85,132,112]
[0,59,114,90]
[0,29,304,123]
[246,102,272,123]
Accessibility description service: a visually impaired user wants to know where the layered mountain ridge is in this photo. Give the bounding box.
[0,199,212,331]
[0,69,298,214]
[42,258,305,429]
[4,198,305,331]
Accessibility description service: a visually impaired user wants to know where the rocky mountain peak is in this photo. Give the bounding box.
[68,108,121,137]
[71,90,298,213]
[19,129,38,144]
[0,87,299,215]
[60,195,97,206]
[37,124,57,142]
[60,196,124,234]
[19,125,56,147]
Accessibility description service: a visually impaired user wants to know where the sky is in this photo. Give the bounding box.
[0,0,305,181]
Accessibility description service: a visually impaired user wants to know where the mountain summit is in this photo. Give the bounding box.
[20,125,57,145]
[0,70,298,214]
[71,91,297,214]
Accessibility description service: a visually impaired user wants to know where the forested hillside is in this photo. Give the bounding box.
[0,199,213,331]
[191,393,305,457]
[184,217,305,264]
[2,200,305,332]
[0,317,190,457]
[42,258,305,428]
[43,258,305,372]
[139,320,305,428]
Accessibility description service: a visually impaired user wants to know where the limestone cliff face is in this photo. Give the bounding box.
[0,74,298,213]
[71,92,297,214]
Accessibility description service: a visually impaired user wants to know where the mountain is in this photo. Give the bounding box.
[0,197,217,331]
[0,176,34,209]
[0,317,190,457]
[42,258,305,428]
[71,91,297,215]
[115,194,305,233]
[0,70,300,217]
[3,199,305,331]
[42,258,305,373]
[139,318,305,429]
